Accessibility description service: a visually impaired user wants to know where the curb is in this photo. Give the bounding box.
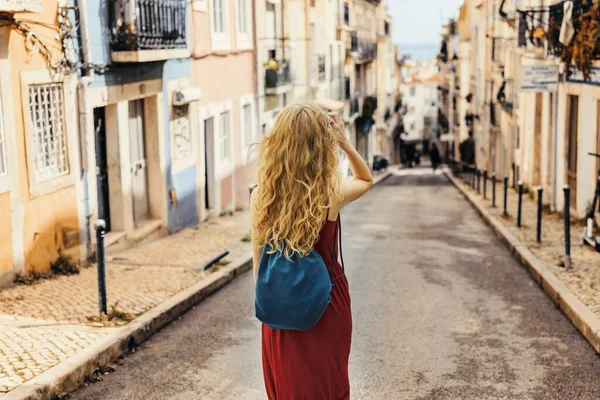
[372,167,394,186]
[4,256,253,400]
[443,170,600,354]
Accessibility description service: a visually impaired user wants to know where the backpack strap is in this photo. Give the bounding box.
[331,215,345,285]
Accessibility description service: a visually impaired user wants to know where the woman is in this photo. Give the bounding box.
[251,104,373,399]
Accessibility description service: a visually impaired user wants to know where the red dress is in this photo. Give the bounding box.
[261,218,352,400]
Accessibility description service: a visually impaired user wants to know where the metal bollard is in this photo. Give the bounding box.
[476,169,481,194]
[536,187,543,243]
[517,181,524,228]
[491,173,497,207]
[563,185,572,269]
[472,165,476,189]
[503,176,509,216]
[483,170,488,199]
[94,219,108,315]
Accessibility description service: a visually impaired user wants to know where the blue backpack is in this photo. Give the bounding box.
[255,217,345,331]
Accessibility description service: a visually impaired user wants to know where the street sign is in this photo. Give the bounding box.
[520,65,559,92]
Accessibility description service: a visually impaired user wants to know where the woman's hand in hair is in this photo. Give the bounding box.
[328,113,350,149]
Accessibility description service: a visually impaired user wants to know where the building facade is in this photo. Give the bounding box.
[0,0,82,285]
[193,0,258,218]
[0,0,397,285]
[441,0,600,220]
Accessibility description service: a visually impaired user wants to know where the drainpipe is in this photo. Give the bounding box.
[76,0,95,259]
[252,0,259,133]
[551,81,559,211]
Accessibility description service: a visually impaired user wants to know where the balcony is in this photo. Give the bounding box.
[0,0,41,13]
[356,40,377,63]
[517,8,548,52]
[110,0,189,63]
[265,60,293,95]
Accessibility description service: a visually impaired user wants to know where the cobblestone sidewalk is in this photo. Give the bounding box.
[0,212,251,395]
[451,173,600,317]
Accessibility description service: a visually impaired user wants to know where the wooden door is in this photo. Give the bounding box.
[567,95,578,208]
[129,99,149,226]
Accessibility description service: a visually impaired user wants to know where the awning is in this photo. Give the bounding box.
[314,98,345,112]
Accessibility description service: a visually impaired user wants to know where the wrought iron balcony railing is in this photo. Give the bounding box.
[265,60,292,94]
[517,8,548,50]
[547,2,565,57]
[111,0,188,62]
[356,40,377,62]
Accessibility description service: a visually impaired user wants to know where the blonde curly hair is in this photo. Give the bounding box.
[253,103,343,258]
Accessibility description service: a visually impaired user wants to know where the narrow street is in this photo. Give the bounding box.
[70,167,600,400]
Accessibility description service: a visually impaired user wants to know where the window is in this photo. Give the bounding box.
[172,105,192,161]
[211,0,229,50]
[410,86,416,97]
[243,104,252,145]
[237,0,248,34]
[219,111,231,162]
[236,0,252,48]
[212,0,224,33]
[28,83,69,183]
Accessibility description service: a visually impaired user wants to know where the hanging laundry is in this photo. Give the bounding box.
[560,0,575,46]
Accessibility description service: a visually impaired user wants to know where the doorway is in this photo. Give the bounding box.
[94,107,111,232]
[128,99,149,226]
[204,117,216,211]
[567,95,579,209]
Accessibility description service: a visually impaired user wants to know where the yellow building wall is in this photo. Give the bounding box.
[4,1,80,275]
[0,192,13,273]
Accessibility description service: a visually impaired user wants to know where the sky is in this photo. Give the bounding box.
[388,0,464,59]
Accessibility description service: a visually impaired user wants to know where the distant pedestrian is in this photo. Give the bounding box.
[430,142,441,171]
[460,129,476,165]
[251,104,373,400]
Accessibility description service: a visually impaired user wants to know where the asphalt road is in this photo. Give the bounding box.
[70,167,600,400]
